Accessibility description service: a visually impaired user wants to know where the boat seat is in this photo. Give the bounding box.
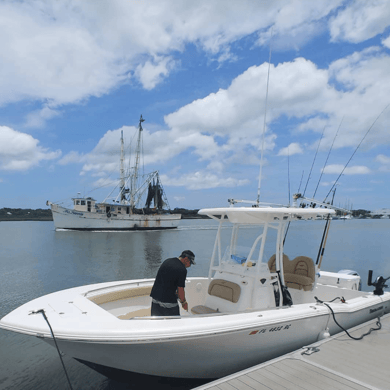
[191,305,219,315]
[268,254,290,274]
[191,279,241,315]
[88,286,152,305]
[268,254,315,291]
[284,256,315,291]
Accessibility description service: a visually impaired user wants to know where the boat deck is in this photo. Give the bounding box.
[194,313,390,390]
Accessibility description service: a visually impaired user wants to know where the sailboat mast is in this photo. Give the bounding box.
[130,115,144,208]
[120,130,126,203]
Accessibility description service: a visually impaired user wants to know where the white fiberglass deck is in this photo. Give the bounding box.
[194,313,390,390]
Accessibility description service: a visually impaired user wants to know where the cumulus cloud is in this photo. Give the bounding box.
[58,151,86,165]
[383,35,390,48]
[329,0,390,43]
[376,154,390,164]
[0,0,372,128]
[376,154,390,172]
[73,45,390,191]
[160,172,250,190]
[278,142,303,156]
[0,126,61,171]
[322,164,371,175]
[135,56,177,90]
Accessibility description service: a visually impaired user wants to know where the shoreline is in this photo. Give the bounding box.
[0,208,209,221]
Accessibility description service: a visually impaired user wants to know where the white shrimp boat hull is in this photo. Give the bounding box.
[0,277,389,379]
[50,203,181,231]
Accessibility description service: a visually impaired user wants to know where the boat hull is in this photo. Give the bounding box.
[1,277,389,379]
[49,203,181,231]
[41,301,387,379]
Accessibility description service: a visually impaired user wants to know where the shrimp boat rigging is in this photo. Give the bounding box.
[1,195,389,380]
[46,115,181,231]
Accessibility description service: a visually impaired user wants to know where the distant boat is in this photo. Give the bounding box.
[339,214,352,220]
[47,116,181,231]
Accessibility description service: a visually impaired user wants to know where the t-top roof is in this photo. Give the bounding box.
[198,206,335,224]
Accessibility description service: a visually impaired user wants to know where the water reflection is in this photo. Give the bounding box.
[142,231,163,277]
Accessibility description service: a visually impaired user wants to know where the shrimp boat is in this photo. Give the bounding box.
[1,195,389,379]
[46,116,181,231]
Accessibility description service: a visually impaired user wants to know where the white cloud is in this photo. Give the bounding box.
[258,0,343,50]
[58,151,85,165]
[278,142,303,156]
[329,0,390,43]
[376,154,390,164]
[322,164,371,175]
[135,56,177,90]
[383,35,390,48]
[161,172,250,190]
[25,106,61,129]
[75,46,390,190]
[0,0,366,127]
[0,126,61,171]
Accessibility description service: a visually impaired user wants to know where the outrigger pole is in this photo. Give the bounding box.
[256,29,273,206]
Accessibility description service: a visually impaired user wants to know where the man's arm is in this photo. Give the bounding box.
[177,287,188,311]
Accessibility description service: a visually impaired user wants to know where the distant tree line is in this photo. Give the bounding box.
[0,208,52,221]
[171,208,210,219]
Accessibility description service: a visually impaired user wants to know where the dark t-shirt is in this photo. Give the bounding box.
[150,257,187,303]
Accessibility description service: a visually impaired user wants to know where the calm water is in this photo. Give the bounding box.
[1,218,390,390]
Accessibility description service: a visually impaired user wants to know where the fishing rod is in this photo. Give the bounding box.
[323,104,390,203]
[313,117,343,199]
[302,125,325,197]
[256,28,273,206]
[297,170,304,193]
[287,149,291,206]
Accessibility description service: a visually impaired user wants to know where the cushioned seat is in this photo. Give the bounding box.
[268,254,315,291]
[268,254,290,273]
[191,279,241,315]
[191,305,219,315]
[285,256,315,291]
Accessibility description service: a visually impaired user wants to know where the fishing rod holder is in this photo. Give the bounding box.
[367,270,390,296]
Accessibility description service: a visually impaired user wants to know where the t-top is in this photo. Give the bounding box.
[150,257,187,303]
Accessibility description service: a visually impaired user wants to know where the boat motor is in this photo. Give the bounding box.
[367,270,390,296]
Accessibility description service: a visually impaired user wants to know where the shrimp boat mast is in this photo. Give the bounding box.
[47,116,181,231]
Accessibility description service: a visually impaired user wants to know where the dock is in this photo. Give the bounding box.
[194,313,390,390]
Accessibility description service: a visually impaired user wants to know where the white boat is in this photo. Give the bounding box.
[1,199,389,380]
[47,116,181,231]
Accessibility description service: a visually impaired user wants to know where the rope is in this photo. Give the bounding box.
[34,310,74,390]
[315,297,382,340]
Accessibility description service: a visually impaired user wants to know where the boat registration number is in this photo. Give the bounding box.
[249,324,291,335]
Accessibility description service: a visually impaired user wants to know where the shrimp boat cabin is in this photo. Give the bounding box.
[46,116,181,231]
[1,205,389,379]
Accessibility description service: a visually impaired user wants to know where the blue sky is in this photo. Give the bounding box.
[1,0,390,212]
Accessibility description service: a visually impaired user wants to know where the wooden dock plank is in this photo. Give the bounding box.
[281,358,368,390]
[193,314,390,390]
[237,373,272,390]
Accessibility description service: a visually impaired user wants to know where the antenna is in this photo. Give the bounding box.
[287,147,291,206]
[256,28,273,206]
